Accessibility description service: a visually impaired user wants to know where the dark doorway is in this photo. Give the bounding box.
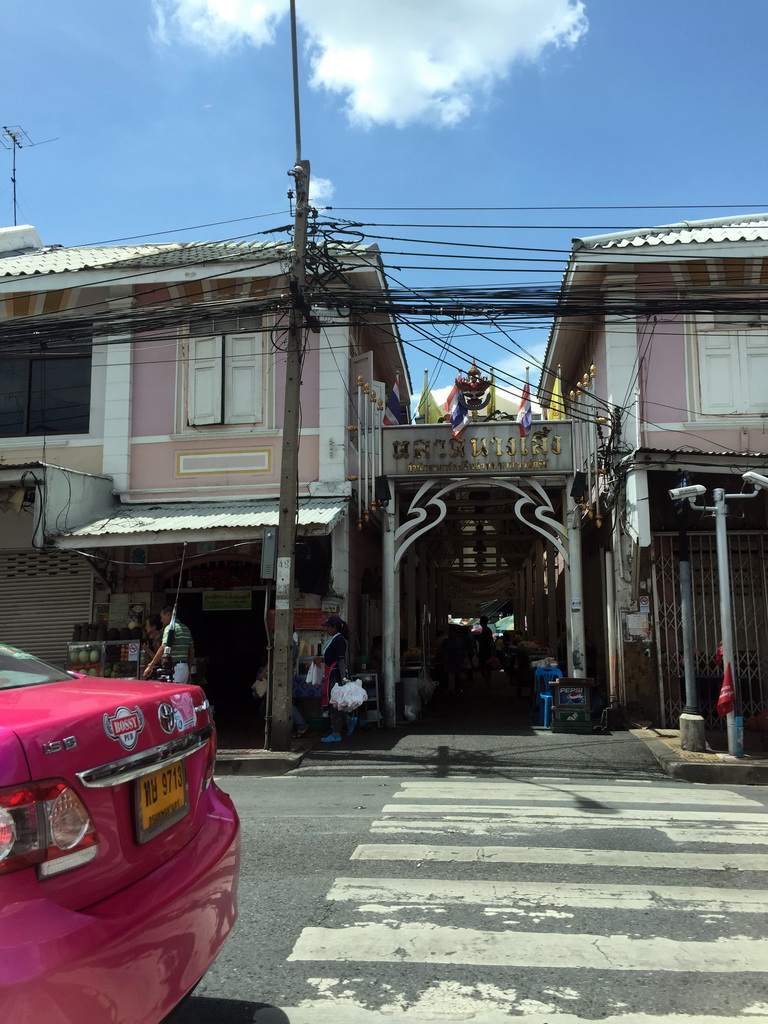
[166,591,268,731]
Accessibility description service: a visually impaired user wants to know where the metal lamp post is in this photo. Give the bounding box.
[671,480,762,758]
[671,473,706,752]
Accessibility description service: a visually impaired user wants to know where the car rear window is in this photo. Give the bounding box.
[0,645,70,689]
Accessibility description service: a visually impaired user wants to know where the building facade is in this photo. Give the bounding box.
[0,224,410,727]
[544,213,768,727]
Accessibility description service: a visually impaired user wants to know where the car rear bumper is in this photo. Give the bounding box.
[0,783,240,1024]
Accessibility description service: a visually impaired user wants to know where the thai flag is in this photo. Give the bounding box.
[445,384,471,437]
[517,367,532,438]
[383,376,401,426]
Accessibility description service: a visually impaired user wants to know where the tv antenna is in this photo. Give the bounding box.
[1,125,59,226]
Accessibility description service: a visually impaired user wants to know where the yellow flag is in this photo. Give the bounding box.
[417,370,443,423]
[487,370,497,417]
[549,365,566,420]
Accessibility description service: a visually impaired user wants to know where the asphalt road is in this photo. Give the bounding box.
[175,731,768,1023]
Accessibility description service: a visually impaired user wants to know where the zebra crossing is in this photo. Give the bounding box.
[277,776,768,1023]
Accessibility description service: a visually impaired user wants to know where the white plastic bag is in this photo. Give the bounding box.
[329,679,368,710]
[305,661,323,687]
[417,669,437,703]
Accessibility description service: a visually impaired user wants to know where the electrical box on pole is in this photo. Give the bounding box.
[261,527,279,580]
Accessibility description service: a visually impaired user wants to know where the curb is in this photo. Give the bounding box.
[215,748,308,776]
[631,729,768,785]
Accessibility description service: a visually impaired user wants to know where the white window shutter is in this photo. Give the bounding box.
[188,337,223,425]
[698,332,740,414]
[742,332,768,413]
[224,334,262,424]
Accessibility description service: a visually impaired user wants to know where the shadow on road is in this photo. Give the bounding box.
[174,996,290,1022]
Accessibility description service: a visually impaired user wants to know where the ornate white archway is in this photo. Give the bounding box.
[381,476,585,726]
[393,476,570,569]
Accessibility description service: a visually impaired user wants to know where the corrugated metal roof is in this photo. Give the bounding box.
[575,212,768,251]
[56,498,348,541]
[632,447,768,462]
[0,238,374,279]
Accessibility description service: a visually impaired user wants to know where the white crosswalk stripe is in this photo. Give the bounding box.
[326,875,768,913]
[352,842,768,870]
[285,777,768,1022]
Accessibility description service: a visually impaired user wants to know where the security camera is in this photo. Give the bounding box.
[668,484,706,500]
[742,471,768,491]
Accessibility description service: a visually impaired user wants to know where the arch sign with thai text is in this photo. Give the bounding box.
[381,421,573,479]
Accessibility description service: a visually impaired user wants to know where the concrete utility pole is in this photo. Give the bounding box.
[269,0,311,751]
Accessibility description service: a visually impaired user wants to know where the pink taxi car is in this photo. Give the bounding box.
[0,642,240,1023]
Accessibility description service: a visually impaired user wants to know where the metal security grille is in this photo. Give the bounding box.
[652,532,768,728]
[0,551,93,664]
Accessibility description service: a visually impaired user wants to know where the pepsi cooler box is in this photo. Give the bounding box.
[551,678,595,733]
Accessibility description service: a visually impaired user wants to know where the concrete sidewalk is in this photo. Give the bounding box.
[215,726,768,784]
[630,726,768,785]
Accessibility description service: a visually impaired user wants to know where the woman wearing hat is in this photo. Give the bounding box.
[315,614,349,742]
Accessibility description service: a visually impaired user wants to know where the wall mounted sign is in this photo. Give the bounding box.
[267,608,328,630]
[201,591,253,611]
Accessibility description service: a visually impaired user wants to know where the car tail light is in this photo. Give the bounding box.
[0,781,98,878]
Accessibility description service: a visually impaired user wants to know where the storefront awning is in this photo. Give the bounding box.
[53,498,348,549]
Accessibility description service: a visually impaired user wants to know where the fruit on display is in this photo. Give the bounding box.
[69,618,145,679]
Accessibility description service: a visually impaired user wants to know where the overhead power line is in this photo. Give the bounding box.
[323,204,768,212]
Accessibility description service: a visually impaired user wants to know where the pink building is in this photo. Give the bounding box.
[544,213,768,729]
[0,225,410,734]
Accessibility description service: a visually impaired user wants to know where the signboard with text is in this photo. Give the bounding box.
[381,421,573,479]
[267,608,329,631]
[201,591,253,611]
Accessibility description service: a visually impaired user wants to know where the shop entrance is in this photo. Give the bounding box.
[166,589,268,734]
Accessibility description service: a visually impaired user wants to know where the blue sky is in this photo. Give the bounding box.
[4,0,768,407]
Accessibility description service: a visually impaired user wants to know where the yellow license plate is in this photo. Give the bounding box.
[136,759,189,842]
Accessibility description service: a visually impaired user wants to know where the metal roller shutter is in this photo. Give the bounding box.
[0,551,94,665]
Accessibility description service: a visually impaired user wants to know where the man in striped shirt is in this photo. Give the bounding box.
[143,606,195,684]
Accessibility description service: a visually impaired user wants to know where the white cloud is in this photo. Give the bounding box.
[308,175,334,205]
[152,0,588,127]
[151,0,286,49]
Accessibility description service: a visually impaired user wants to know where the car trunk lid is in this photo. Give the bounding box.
[2,677,215,909]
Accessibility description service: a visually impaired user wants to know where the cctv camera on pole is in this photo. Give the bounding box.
[668,483,706,501]
[742,470,768,492]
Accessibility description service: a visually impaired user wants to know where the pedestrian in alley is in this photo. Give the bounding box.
[315,614,350,743]
[463,626,477,686]
[443,625,470,692]
[476,615,495,686]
